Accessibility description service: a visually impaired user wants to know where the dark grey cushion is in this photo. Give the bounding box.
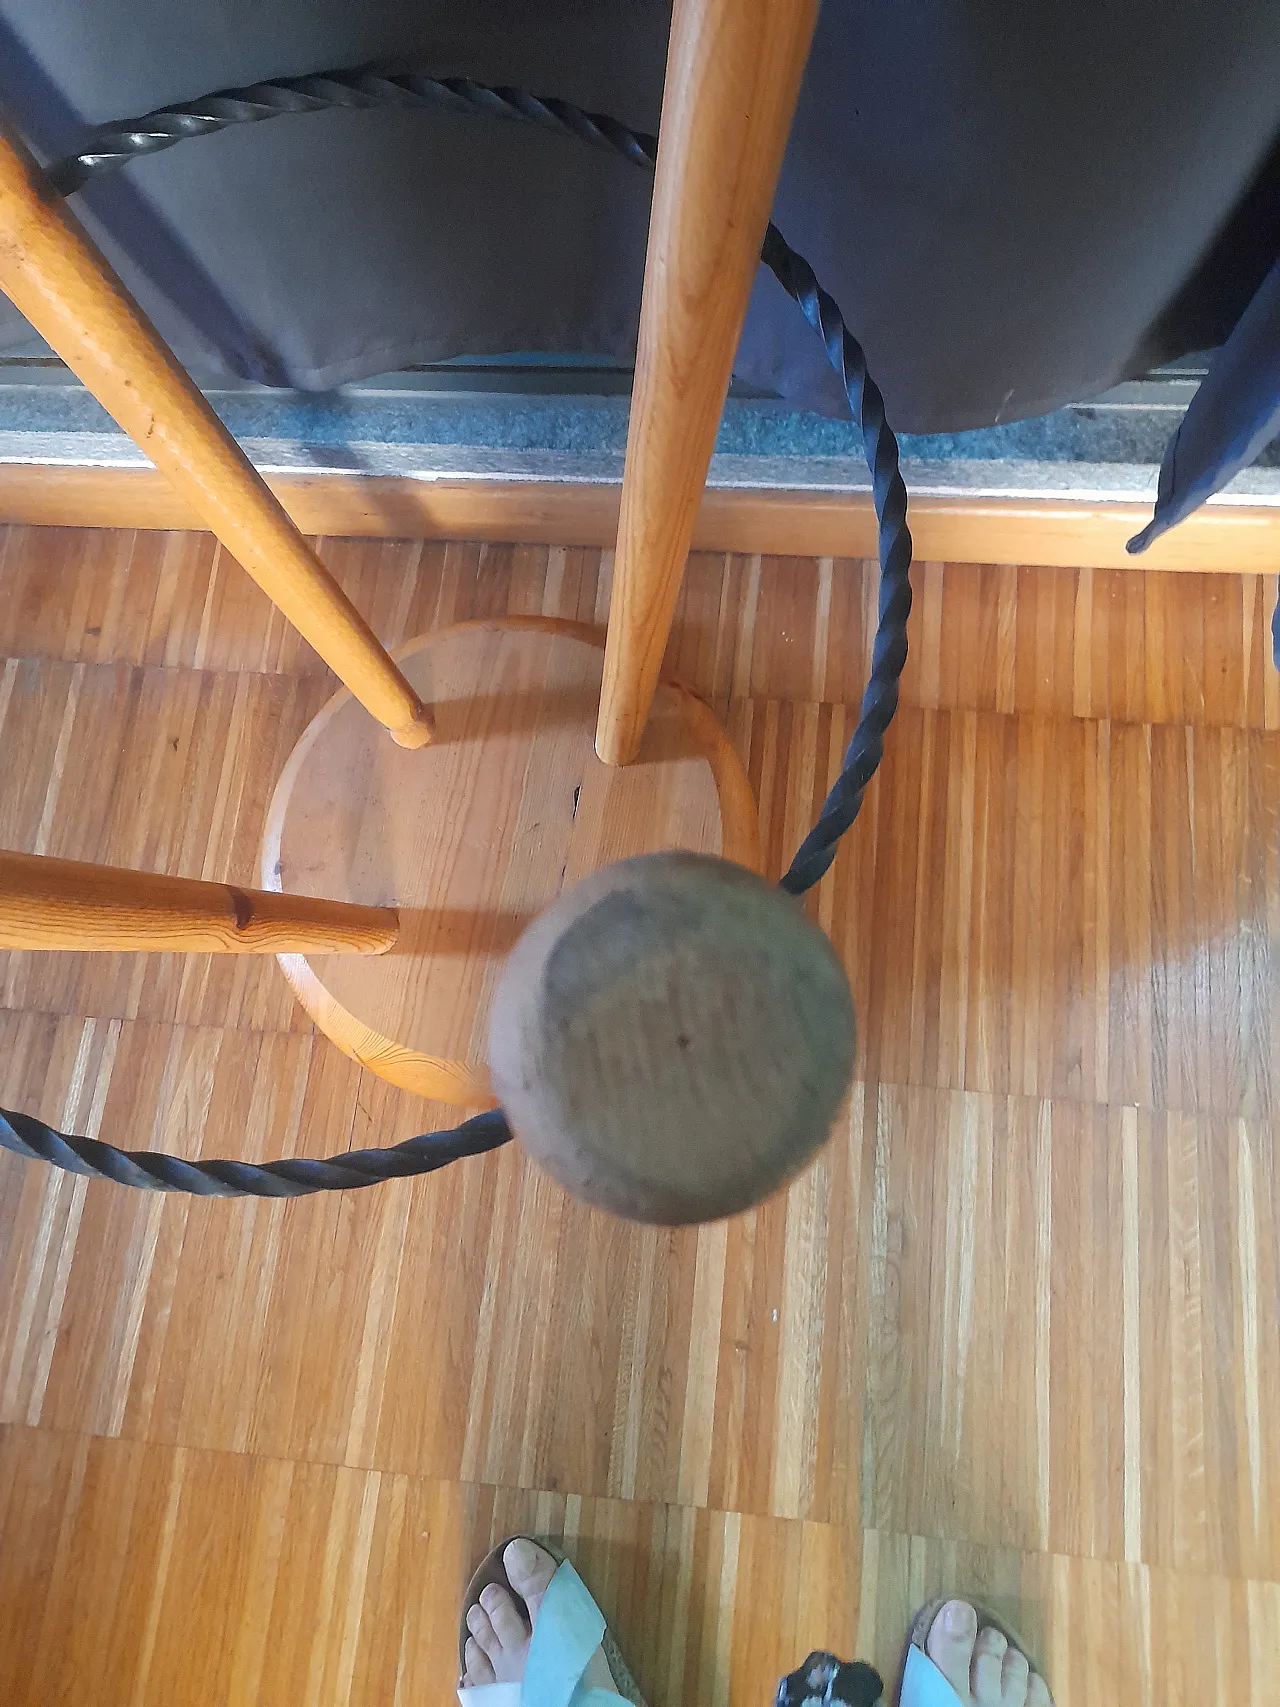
[1,1,1278,430]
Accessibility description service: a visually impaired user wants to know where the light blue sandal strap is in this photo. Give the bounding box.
[901,1644,964,1707]
[456,1680,618,1707]
[456,1556,628,1707]
[524,1560,612,1707]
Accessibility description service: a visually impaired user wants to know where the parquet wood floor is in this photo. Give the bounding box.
[0,526,1276,1703]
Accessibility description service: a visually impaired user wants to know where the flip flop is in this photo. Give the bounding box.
[457,1535,648,1707]
[899,1598,1052,1707]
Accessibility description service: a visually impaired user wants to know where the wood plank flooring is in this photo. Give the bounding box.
[0,525,1277,1704]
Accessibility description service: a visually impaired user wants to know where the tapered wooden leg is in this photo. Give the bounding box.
[0,125,430,748]
[596,0,818,766]
[0,852,398,955]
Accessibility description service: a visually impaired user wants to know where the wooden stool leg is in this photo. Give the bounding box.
[0,126,431,749]
[0,851,398,955]
[596,0,818,766]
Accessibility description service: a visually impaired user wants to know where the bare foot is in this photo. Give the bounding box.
[462,1539,620,1695]
[919,1601,1051,1706]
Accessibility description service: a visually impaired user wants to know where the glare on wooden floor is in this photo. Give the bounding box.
[0,528,1277,1704]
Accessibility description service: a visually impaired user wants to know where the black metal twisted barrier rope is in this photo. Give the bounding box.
[0,66,912,1196]
[0,1105,510,1197]
[44,69,661,196]
[762,224,913,897]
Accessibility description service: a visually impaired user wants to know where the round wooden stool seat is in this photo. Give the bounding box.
[261,618,760,1107]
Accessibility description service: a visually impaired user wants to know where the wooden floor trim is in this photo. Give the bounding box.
[2,464,1278,571]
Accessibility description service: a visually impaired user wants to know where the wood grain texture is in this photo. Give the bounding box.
[597,0,818,763]
[262,618,758,1108]
[0,524,1278,1704]
[4,530,1279,726]
[0,127,429,746]
[8,1430,1275,1707]
[3,465,1279,572]
[0,850,398,955]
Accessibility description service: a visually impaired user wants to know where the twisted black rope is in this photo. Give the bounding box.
[0,1104,510,1196]
[45,69,658,196]
[2,66,912,1196]
[763,226,913,895]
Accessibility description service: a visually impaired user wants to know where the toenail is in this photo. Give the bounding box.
[506,1539,538,1576]
[945,1602,976,1636]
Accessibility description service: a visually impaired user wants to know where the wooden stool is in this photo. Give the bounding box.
[0,0,843,1220]
[260,616,760,1109]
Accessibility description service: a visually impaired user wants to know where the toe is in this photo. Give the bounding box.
[464,1636,496,1686]
[926,1600,979,1700]
[466,1603,501,1660]
[504,1538,559,1622]
[480,1582,531,1651]
[1026,1672,1052,1707]
[1000,1644,1030,1705]
[971,1627,1008,1705]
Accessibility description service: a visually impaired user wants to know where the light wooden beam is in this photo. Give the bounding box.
[0,466,1277,573]
[0,851,398,955]
[0,124,430,747]
[596,0,820,765]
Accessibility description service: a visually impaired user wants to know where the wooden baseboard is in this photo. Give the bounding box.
[1,463,1277,572]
